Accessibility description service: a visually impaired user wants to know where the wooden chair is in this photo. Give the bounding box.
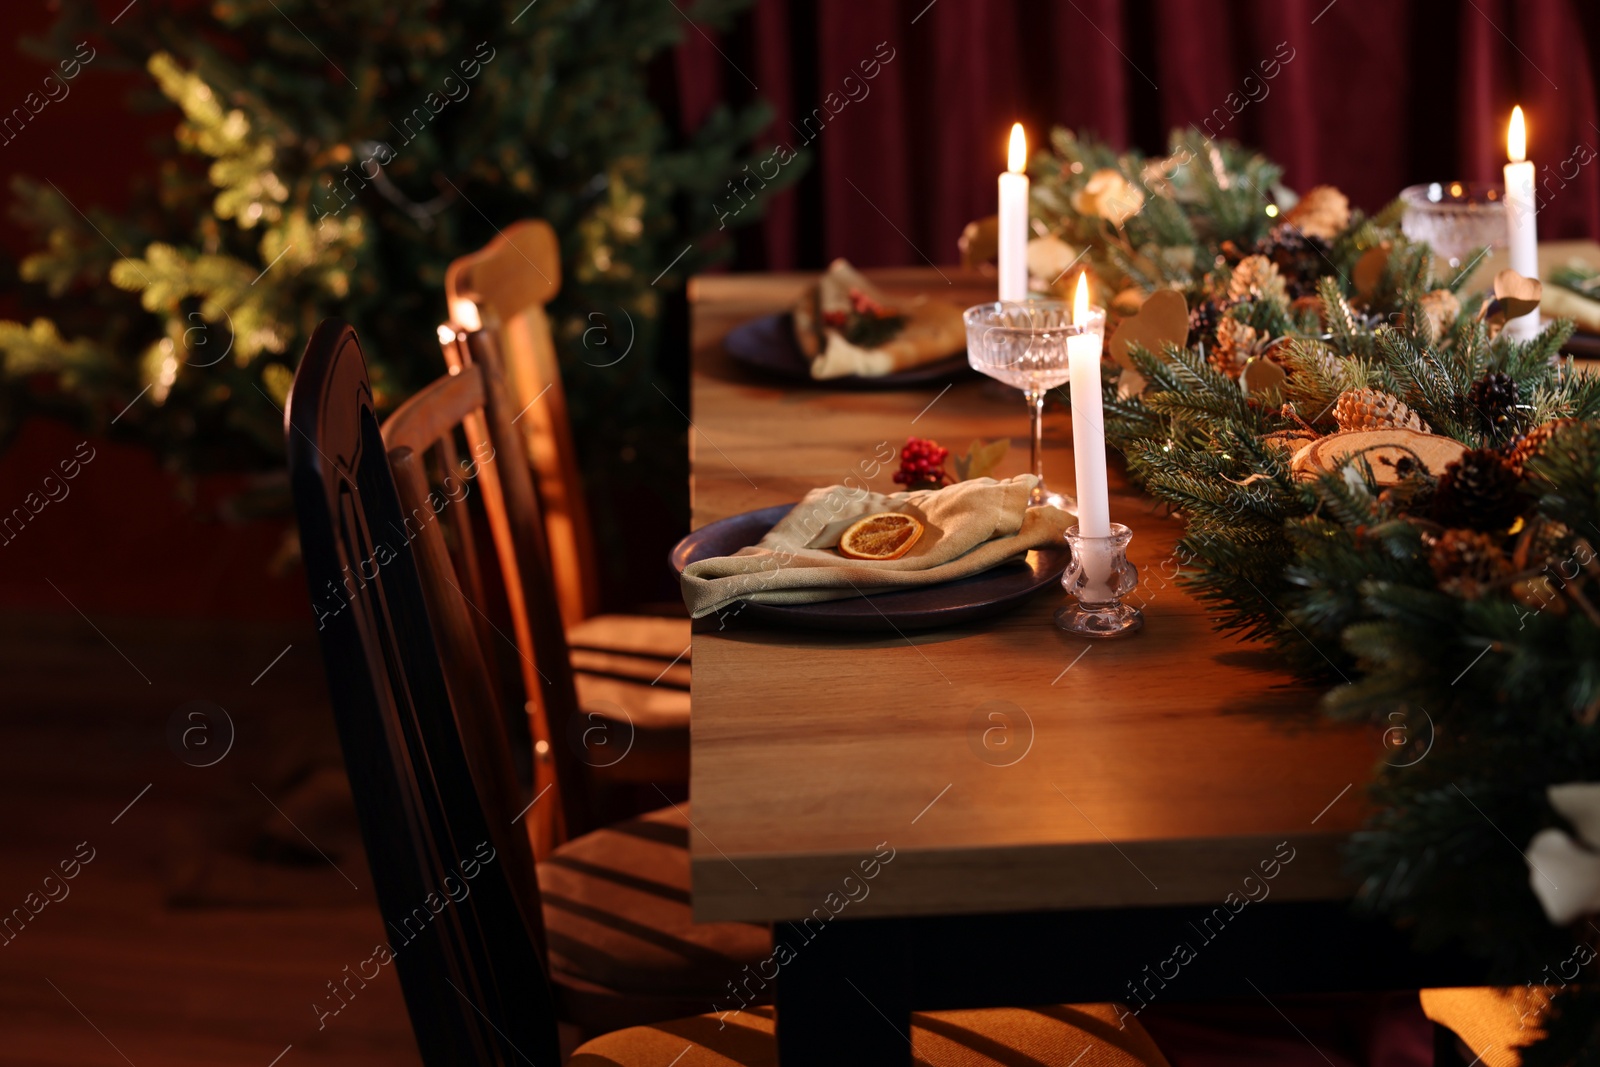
[286,318,558,1064]
[288,319,1176,1065]
[297,320,768,1035]
[444,221,692,731]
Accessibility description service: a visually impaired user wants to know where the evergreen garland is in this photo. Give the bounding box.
[1045,130,1600,1059]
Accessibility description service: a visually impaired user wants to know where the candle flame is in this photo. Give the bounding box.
[1008,123,1026,175]
[1508,106,1526,163]
[451,297,483,332]
[1073,272,1090,325]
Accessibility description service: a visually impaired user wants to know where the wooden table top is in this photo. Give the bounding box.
[683,268,1380,924]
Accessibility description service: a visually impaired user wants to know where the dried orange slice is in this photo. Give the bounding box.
[837,512,923,560]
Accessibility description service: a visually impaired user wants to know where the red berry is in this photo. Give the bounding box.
[894,436,950,488]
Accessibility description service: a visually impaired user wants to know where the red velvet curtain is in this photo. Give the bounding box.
[676,0,1600,270]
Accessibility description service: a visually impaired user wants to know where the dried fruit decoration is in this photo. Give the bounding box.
[837,513,924,560]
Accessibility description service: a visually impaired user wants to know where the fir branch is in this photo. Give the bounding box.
[1319,275,1374,361]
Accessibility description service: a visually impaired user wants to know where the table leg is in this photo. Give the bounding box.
[775,918,912,1066]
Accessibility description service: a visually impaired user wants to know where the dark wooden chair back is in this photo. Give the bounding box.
[381,324,595,855]
[286,319,560,1066]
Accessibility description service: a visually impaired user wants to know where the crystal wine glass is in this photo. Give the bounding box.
[963,300,1106,510]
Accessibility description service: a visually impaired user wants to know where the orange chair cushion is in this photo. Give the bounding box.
[539,806,769,1002]
[1420,987,1547,1067]
[571,1002,1171,1066]
[569,616,691,669]
[573,672,691,734]
[567,615,691,779]
[572,648,691,690]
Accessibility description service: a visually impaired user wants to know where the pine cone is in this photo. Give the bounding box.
[1467,372,1520,436]
[1188,299,1222,353]
[1284,185,1351,240]
[1506,419,1578,475]
[1292,344,1344,386]
[1433,449,1525,532]
[1256,224,1331,299]
[1227,254,1289,306]
[1210,317,1267,377]
[1416,289,1461,342]
[1429,528,1512,598]
[1333,387,1430,433]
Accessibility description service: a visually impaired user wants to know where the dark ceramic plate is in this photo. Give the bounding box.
[670,503,1070,632]
[723,312,974,389]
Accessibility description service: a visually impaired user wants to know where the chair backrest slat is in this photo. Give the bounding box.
[386,441,546,912]
[384,329,596,853]
[428,429,496,658]
[287,320,559,1066]
[446,219,600,627]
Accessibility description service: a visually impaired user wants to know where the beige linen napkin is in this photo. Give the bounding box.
[680,475,1070,619]
[808,301,967,379]
[792,259,968,379]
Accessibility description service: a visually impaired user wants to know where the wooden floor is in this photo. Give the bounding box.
[0,610,422,1066]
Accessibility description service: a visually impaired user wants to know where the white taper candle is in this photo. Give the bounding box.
[1503,105,1540,342]
[1068,274,1110,538]
[998,123,1029,303]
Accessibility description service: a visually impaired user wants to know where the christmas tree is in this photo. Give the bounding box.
[0,0,791,494]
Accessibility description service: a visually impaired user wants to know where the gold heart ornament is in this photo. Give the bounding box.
[1493,268,1543,320]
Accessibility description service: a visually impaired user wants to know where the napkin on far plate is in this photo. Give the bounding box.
[679,475,1070,619]
[792,259,967,379]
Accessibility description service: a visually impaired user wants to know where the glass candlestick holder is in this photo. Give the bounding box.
[1055,523,1143,637]
[1398,182,1508,269]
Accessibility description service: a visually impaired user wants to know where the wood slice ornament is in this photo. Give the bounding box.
[1291,428,1468,486]
[1107,289,1189,398]
[1263,428,1319,454]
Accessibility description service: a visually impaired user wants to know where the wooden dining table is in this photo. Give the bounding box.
[682,268,1481,1065]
